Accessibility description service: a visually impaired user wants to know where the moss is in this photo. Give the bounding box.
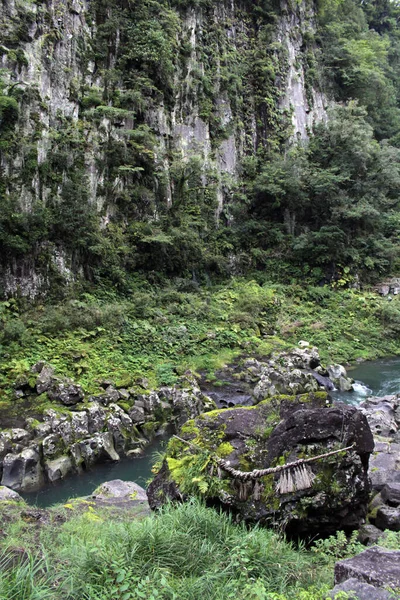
[141,421,159,439]
[216,442,234,458]
[261,474,280,510]
[180,421,201,438]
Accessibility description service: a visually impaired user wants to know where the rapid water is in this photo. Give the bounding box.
[330,356,400,404]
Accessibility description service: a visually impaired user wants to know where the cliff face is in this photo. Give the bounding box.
[0,0,327,297]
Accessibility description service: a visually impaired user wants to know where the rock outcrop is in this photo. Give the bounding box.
[360,394,400,534]
[0,0,327,297]
[204,344,353,408]
[0,362,215,491]
[147,391,374,537]
[334,546,400,595]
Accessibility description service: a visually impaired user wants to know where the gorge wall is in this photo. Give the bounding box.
[0,0,327,297]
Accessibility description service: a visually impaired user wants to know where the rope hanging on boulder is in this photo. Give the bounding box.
[173,435,355,494]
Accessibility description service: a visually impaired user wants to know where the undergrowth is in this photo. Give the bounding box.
[1,278,399,406]
[3,499,394,600]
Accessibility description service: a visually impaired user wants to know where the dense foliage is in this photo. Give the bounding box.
[1,0,400,290]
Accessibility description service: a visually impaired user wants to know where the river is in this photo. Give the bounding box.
[21,357,400,508]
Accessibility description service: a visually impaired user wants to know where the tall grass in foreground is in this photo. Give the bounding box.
[56,500,320,599]
[0,501,333,600]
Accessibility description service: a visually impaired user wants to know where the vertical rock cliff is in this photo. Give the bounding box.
[0,0,327,296]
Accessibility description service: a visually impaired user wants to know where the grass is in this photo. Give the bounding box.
[0,499,344,600]
[0,498,399,599]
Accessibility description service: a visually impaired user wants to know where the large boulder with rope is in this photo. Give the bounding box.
[147,392,374,537]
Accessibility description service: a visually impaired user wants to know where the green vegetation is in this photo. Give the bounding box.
[1,498,398,600]
[1,0,400,287]
[1,279,400,415]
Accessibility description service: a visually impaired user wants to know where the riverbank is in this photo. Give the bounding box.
[2,280,400,410]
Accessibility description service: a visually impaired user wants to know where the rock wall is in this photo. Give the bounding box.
[0,0,328,296]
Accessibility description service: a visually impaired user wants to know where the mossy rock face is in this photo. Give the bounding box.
[147,392,374,538]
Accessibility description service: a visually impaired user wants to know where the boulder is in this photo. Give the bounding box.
[87,402,107,433]
[35,364,55,394]
[92,479,147,501]
[361,395,400,438]
[42,433,64,459]
[327,364,354,391]
[368,444,400,491]
[0,485,23,502]
[329,577,393,599]
[357,524,384,546]
[70,432,119,469]
[47,381,84,405]
[1,447,44,491]
[148,393,374,537]
[381,482,400,506]
[335,546,400,590]
[376,506,400,531]
[45,455,75,483]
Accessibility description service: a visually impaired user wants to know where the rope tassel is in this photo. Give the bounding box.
[276,465,315,494]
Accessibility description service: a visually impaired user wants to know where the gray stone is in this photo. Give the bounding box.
[382,482,400,506]
[327,364,348,380]
[329,578,393,599]
[118,388,130,400]
[90,390,120,406]
[10,428,31,444]
[70,412,89,439]
[129,405,146,424]
[0,485,23,502]
[45,455,74,483]
[92,479,147,501]
[369,450,399,491]
[376,506,400,531]
[1,447,44,491]
[42,434,63,458]
[87,402,106,433]
[70,432,119,469]
[335,546,400,590]
[357,524,384,546]
[47,382,84,405]
[35,364,55,394]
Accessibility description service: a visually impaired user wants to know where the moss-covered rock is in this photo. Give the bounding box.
[147,392,374,538]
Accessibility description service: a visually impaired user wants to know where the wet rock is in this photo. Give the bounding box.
[148,393,373,537]
[92,479,147,501]
[327,364,354,391]
[0,485,23,502]
[45,455,74,483]
[329,577,393,600]
[335,546,400,590]
[376,506,400,531]
[1,447,44,491]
